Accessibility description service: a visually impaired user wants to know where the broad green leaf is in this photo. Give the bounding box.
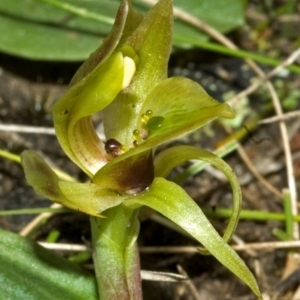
[0,228,98,299]
[154,145,241,252]
[21,151,124,216]
[171,0,244,46]
[0,0,244,60]
[124,177,262,298]
[0,0,116,61]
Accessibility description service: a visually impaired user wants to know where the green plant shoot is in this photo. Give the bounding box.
[21,0,262,299]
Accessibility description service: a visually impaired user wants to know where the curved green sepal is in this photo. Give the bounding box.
[154,145,241,252]
[0,228,98,299]
[69,0,143,87]
[124,178,261,298]
[52,0,144,177]
[53,52,124,177]
[21,151,124,216]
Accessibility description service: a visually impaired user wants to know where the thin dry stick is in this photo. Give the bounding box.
[38,241,87,251]
[0,124,106,140]
[139,240,300,253]
[142,0,299,239]
[228,47,300,106]
[267,85,298,239]
[140,270,188,282]
[0,124,56,135]
[236,143,282,199]
[258,110,300,125]
[39,240,300,252]
[20,203,62,236]
[177,265,202,300]
[223,123,283,199]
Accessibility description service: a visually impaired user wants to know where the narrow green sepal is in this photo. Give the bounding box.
[124,177,261,298]
[21,151,124,216]
[154,145,241,251]
[53,52,124,177]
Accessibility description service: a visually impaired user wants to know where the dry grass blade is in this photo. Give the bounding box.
[20,203,62,236]
[141,270,188,282]
[38,240,300,253]
[228,47,300,106]
[258,110,300,125]
[0,124,56,135]
[177,265,202,300]
[236,144,282,199]
[139,240,300,252]
[38,241,87,251]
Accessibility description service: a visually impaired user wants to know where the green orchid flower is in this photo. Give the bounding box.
[21,0,261,299]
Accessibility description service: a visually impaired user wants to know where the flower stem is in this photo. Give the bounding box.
[90,205,142,300]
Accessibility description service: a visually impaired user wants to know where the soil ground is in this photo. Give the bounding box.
[1,2,300,299]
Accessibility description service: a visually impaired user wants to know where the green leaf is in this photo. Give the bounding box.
[171,0,244,46]
[154,145,241,252]
[0,0,116,61]
[0,0,244,60]
[124,177,262,298]
[21,151,124,216]
[0,228,98,299]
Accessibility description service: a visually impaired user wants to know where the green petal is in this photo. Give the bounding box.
[107,77,233,161]
[154,145,241,251]
[21,151,124,216]
[93,77,234,190]
[138,77,234,147]
[124,178,261,298]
